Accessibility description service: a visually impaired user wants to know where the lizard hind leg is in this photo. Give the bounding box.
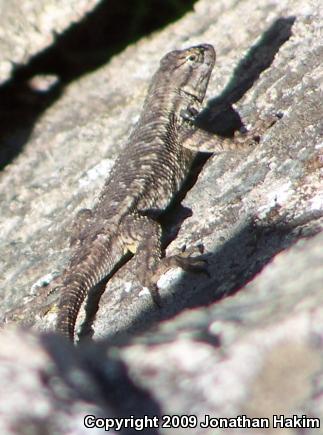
[149,244,210,293]
[121,214,209,307]
[120,213,164,306]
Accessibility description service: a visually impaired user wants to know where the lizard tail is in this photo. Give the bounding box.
[56,237,119,342]
[56,263,98,341]
[56,284,85,341]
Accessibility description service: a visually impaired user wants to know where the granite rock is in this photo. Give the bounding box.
[0,0,100,85]
[0,0,322,432]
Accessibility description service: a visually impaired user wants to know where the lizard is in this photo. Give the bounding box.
[55,43,274,342]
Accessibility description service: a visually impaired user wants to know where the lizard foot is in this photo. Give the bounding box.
[140,245,209,308]
[230,112,281,148]
[247,111,282,141]
[155,244,210,279]
[146,250,209,308]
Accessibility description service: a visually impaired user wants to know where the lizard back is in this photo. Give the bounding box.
[56,44,216,341]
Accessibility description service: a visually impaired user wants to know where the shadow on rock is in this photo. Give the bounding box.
[197,16,296,136]
[41,333,162,434]
[0,0,197,170]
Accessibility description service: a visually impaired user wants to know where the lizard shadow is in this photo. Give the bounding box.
[196,16,296,136]
[81,16,301,342]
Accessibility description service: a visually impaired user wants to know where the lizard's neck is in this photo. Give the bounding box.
[139,84,198,126]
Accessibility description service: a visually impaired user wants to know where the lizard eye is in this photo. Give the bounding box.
[187,54,198,62]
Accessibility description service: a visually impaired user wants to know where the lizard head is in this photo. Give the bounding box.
[159,44,216,104]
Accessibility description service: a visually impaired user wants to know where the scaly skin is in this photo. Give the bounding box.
[56,44,253,342]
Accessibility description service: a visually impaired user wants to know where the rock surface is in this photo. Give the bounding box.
[0,0,322,433]
[0,0,100,85]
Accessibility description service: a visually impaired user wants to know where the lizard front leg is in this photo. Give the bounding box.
[180,111,279,153]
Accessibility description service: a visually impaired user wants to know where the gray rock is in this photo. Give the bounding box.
[0,0,100,84]
[0,329,108,434]
[120,231,323,430]
[0,0,322,432]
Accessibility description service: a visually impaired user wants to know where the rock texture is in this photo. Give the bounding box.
[0,0,100,85]
[0,0,322,433]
